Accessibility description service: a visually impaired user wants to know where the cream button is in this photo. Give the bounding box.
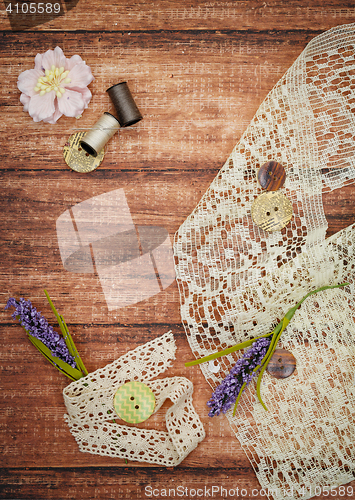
[251,191,292,232]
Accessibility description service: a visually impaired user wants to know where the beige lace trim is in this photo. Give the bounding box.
[63,331,205,466]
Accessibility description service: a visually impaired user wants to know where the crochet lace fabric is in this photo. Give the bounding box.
[227,225,355,499]
[174,24,355,499]
[63,331,205,466]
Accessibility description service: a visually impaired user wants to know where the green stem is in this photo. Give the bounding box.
[185,330,275,367]
[284,283,349,322]
[44,289,61,322]
[44,289,88,376]
[255,318,289,411]
[232,356,271,416]
[187,282,349,414]
[232,382,247,416]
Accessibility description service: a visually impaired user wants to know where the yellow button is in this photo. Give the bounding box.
[63,131,105,173]
[113,381,155,424]
[251,191,292,232]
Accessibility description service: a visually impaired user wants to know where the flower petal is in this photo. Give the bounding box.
[41,46,67,71]
[28,92,56,122]
[68,86,92,109]
[66,62,94,88]
[34,53,44,71]
[43,100,63,124]
[52,46,68,69]
[20,93,31,112]
[58,89,85,117]
[17,68,43,97]
[66,54,84,71]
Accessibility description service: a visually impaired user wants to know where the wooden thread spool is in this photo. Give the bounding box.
[106,81,143,127]
[80,112,120,157]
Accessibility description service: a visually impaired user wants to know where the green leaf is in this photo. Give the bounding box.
[185,330,275,367]
[60,315,88,376]
[27,335,76,381]
[44,290,88,377]
[44,289,61,322]
[27,333,84,381]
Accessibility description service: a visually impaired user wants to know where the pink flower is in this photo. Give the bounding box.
[17,46,94,124]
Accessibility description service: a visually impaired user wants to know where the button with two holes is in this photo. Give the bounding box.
[113,381,155,424]
[266,348,296,378]
[251,191,292,232]
[63,131,105,173]
[258,160,286,191]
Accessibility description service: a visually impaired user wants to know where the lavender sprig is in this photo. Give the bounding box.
[6,297,76,367]
[186,282,349,416]
[207,337,271,417]
[5,294,86,380]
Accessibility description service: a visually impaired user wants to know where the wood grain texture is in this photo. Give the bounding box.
[2,467,353,500]
[1,31,313,172]
[1,0,355,32]
[0,468,311,500]
[1,172,353,324]
[1,2,355,499]
[0,326,243,468]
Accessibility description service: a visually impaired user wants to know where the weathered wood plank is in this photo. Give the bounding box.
[1,467,355,500]
[1,0,355,32]
[1,31,315,172]
[1,171,353,324]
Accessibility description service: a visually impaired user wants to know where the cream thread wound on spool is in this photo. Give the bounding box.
[80,112,120,157]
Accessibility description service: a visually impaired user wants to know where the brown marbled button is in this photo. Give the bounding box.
[258,161,286,191]
[251,191,292,232]
[266,349,296,379]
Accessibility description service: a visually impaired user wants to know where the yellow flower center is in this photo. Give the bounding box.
[34,65,71,98]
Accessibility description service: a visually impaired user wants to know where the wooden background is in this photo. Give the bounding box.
[1,1,355,499]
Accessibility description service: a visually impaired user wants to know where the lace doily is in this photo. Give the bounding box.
[174,23,355,499]
[63,331,205,466]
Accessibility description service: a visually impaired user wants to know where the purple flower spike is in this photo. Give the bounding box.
[207,337,271,417]
[5,297,77,368]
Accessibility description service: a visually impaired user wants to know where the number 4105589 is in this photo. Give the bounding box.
[6,3,61,14]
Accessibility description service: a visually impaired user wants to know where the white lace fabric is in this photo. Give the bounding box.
[63,331,205,466]
[174,24,355,499]
[227,224,355,499]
